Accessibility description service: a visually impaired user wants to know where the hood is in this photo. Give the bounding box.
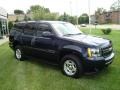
[63,34,110,47]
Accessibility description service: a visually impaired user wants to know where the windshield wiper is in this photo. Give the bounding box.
[64,34,75,36]
[74,33,82,35]
[64,33,82,36]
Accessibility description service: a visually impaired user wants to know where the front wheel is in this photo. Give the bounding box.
[61,55,83,78]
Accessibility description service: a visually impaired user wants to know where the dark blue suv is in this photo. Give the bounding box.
[9,21,115,78]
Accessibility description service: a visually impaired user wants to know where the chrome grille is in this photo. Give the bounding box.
[101,45,113,57]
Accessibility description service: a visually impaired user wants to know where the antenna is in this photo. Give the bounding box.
[88,0,91,34]
[76,0,78,25]
[69,0,72,16]
[43,0,46,6]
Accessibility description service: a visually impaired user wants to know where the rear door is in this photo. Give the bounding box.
[9,24,24,48]
[21,23,36,55]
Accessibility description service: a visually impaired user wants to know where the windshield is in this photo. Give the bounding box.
[51,23,82,36]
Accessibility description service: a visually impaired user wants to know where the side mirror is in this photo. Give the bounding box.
[42,31,54,37]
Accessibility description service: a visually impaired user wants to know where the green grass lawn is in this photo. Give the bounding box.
[0,29,120,90]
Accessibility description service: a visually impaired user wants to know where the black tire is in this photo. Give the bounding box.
[15,46,24,61]
[61,54,83,78]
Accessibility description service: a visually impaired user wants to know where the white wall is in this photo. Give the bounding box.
[0,7,7,17]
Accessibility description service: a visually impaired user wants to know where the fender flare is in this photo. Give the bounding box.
[62,45,82,53]
[58,45,84,59]
[58,45,85,63]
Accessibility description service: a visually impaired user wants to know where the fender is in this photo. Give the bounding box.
[62,45,82,53]
[57,45,86,62]
[58,45,84,59]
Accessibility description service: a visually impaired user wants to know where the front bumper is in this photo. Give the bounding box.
[83,53,115,69]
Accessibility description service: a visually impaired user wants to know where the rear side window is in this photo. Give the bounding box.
[36,23,52,37]
[14,23,25,32]
[23,23,36,36]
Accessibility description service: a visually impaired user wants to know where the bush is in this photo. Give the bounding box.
[101,28,112,35]
[8,21,14,30]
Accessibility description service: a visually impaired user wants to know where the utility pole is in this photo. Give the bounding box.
[69,1,72,16]
[118,0,120,24]
[88,0,91,34]
[43,0,46,6]
[76,0,78,25]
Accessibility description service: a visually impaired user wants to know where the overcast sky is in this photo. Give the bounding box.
[0,0,115,16]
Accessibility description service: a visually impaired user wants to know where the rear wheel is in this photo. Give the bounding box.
[61,54,83,78]
[15,46,24,61]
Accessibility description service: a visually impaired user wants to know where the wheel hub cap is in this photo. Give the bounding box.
[64,60,77,76]
[16,49,21,59]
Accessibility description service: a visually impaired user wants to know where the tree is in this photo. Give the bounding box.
[110,0,120,11]
[44,13,59,20]
[69,16,77,25]
[59,12,78,24]
[26,9,31,14]
[95,8,106,22]
[78,13,89,24]
[59,12,69,22]
[95,8,106,15]
[24,14,31,21]
[14,9,24,15]
[44,8,50,13]
[29,5,58,20]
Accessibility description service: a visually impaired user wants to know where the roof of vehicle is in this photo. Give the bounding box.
[16,21,68,25]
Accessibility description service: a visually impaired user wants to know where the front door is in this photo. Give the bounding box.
[32,23,58,60]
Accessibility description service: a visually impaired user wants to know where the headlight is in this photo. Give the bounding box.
[87,48,101,57]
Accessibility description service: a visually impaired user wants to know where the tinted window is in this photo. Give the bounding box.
[14,23,25,32]
[24,23,36,36]
[36,23,52,37]
[14,23,25,29]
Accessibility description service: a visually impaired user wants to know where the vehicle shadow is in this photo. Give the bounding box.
[24,57,60,71]
[82,67,112,79]
[24,57,111,79]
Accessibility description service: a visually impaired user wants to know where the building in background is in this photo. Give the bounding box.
[94,11,120,24]
[8,14,32,22]
[0,7,8,38]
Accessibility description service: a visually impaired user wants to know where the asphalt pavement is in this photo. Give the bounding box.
[79,24,120,30]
